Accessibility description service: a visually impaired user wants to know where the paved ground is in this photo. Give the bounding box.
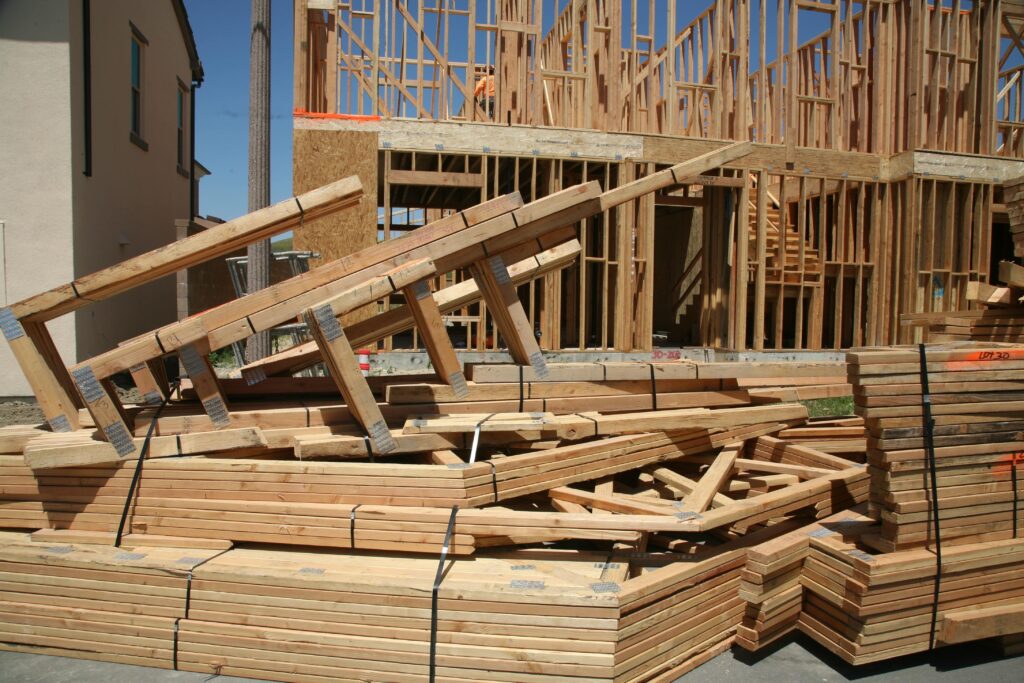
[1,634,1022,682]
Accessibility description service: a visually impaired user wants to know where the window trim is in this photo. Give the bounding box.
[176,77,189,176]
[129,22,147,150]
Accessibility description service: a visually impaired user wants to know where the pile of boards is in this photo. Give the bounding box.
[905,175,1024,342]
[910,264,1024,342]
[0,151,1021,677]
[848,344,1024,552]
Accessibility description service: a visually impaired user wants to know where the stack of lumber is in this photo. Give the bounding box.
[1004,176,1024,258]
[736,507,873,651]
[799,521,1024,665]
[0,530,226,670]
[847,343,1024,552]
[909,262,1024,342]
[777,417,866,460]
[0,521,793,682]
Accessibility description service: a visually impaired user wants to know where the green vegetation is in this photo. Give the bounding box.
[208,347,238,370]
[799,395,854,418]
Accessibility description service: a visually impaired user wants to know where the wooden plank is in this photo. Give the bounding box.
[469,254,548,377]
[402,279,468,398]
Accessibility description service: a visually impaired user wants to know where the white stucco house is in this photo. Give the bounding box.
[0,0,204,396]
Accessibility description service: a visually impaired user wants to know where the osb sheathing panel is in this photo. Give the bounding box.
[293,128,379,326]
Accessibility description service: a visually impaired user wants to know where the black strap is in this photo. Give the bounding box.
[173,546,230,670]
[578,412,599,436]
[430,506,459,683]
[649,364,658,411]
[173,618,180,669]
[115,381,178,547]
[363,435,376,463]
[518,365,525,412]
[1013,457,1020,538]
[488,461,499,503]
[919,344,942,650]
[350,503,362,549]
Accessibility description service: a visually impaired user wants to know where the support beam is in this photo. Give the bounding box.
[402,279,468,398]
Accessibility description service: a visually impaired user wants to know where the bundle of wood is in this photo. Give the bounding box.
[1004,176,1024,258]
[800,521,1024,665]
[0,531,225,670]
[0,521,790,682]
[908,262,1024,342]
[847,343,1024,552]
[735,507,873,651]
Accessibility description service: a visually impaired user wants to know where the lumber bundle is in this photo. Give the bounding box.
[847,343,1024,552]
[907,262,1024,343]
[0,530,225,670]
[736,507,874,651]
[1004,176,1024,259]
[799,523,1024,664]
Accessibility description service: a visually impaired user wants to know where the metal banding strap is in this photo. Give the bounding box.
[115,382,179,547]
[577,412,599,436]
[518,365,525,412]
[294,196,305,227]
[313,304,343,342]
[918,344,943,651]
[362,435,375,463]
[349,504,362,549]
[468,414,493,464]
[488,461,499,503]
[178,345,208,379]
[1013,455,1020,538]
[429,506,459,683]
[0,307,26,342]
[649,363,658,411]
[173,546,231,670]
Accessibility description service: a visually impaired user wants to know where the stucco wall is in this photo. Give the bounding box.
[69,0,194,360]
[0,0,76,397]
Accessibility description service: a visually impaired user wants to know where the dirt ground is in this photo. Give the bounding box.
[0,387,144,429]
[0,400,45,427]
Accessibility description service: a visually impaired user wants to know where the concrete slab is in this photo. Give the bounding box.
[1,634,1021,682]
[677,633,1024,682]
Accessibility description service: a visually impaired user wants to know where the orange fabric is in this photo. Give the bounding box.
[293,109,382,122]
[474,75,495,98]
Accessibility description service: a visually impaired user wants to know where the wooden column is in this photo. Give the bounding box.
[70,365,136,460]
[403,280,468,398]
[470,254,548,377]
[303,303,397,454]
[178,342,231,429]
[1,311,80,432]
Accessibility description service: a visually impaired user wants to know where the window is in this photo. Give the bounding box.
[176,83,186,172]
[129,23,148,150]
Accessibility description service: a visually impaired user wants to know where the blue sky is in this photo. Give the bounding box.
[181,0,836,222]
[184,0,294,222]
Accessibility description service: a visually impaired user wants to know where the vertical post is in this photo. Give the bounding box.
[753,170,767,350]
[246,0,272,363]
[403,280,469,397]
